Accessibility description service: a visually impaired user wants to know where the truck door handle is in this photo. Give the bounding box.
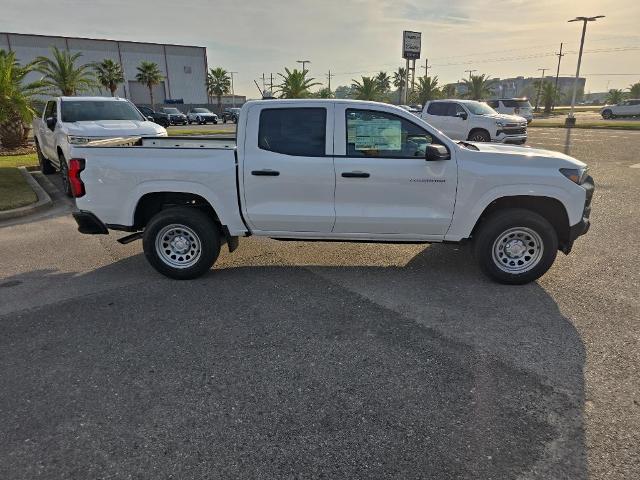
[251,169,280,176]
[342,171,370,178]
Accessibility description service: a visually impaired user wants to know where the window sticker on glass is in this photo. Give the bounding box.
[352,118,402,151]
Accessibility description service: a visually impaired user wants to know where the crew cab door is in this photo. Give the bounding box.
[332,106,457,237]
[241,103,336,233]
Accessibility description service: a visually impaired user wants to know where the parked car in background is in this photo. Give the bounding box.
[187,108,218,125]
[137,105,170,127]
[486,98,533,123]
[421,99,527,144]
[160,107,188,125]
[600,99,640,119]
[399,105,421,115]
[70,99,592,285]
[33,96,167,196]
[222,108,241,124]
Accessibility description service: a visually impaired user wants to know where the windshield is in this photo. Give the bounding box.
[502,99,532,108]
[163,108,181,114]
[463,101,497,116]
[61,101,144,122]
[192,108,210,113]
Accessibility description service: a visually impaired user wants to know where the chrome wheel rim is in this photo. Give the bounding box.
[155,224,202,269]
[492,227,544,273]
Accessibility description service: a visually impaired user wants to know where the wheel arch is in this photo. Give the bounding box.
[467,127,491,141]
[470,195,571,252]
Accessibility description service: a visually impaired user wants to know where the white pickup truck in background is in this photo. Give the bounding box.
[421,99,528,144]
[69,99,593,284]
[33,96,167,196]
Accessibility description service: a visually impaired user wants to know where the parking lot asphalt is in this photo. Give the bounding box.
[0,128,638,479]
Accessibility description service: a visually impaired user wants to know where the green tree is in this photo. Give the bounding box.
[393,67,407,103]
[606,88,626,105]
[539,82,557,114]
[93,59,124,96]
[461,73,494,100]
[0,50,46,148]
[35,46,94,96]
[441,83,457,98]
[313,87,333,98]
[415,76,440,106]
[375,71,391,93]
[334,85,354,99]
[276,68,320,99]
[628,81,640,98]
[136,61,164,108]
[206,67,231,113]
[351,76,382,101]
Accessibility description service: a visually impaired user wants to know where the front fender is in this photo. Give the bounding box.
[445,183,586,241]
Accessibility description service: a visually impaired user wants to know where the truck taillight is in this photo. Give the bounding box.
[68,158,85,198]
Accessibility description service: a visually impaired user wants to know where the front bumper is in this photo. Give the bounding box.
[563,175,594,252]
[494,133,527,145]
[72,210,108,234]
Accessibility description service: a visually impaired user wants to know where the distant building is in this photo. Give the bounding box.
[1,32,208,104]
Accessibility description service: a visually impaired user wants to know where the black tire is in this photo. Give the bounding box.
[601,109,613,119]
[233,117,238,124]
[142,207,221,280]
[213,119,218,124]
[473,208,558,285]
[468,129,491,142]
[188,120,192,125]
[36,140,55,174]
[58,152,72,197]
[223,118,227,124]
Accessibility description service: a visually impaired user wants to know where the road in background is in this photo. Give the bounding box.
[0,129,638,479]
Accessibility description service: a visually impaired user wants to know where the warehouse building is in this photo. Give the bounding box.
[0,32,208,104]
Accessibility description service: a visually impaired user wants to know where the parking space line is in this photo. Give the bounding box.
[630,163,640,169]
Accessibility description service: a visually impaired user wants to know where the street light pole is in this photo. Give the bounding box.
[229,71,238,106]
[296,60,311,72]
[566,15,605,126]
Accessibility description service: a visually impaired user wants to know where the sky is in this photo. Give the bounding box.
[1,0,639,97]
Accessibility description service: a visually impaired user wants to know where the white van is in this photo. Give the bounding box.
[486,98,533,123]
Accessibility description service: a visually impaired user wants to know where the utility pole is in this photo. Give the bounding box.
[534,68,548,112]
[296,60,311,72]
[566,15,605,126]
[326,69,335,94]
[465,69,477,80]
[420,58,431,78]
[229,71,238,106]
[269,73,274,95]
[552,43,564,110]
[261,73,266,92]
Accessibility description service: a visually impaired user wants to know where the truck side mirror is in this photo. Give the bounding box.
[146,116,154,122]
[46,117,56,130]
[456,112,468,121]
[425,144,451,161]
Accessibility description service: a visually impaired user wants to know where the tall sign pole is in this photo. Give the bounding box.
[402,31,421,104]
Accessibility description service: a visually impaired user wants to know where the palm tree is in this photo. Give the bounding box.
[461,73,494,100]
[314,87,333,98]
[93,59,124,96]
[606,89,626,105]
[0,50,46,148]
[35,46,94,96]
[375,71,391,93]
[415,76,439,105]
[351,76,382,101]
[206,67,231,113]
[393,67,407,103]
[276,68,320,99]
[540,82,557,114]
[136,61,164,108]
[441,84,457,98]
[628,81,640,98]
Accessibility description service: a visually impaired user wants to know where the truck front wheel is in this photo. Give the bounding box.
[473,208,558,285]
[143,207,221,280]
[468,129,491,142]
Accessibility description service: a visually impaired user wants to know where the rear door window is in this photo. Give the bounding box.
[258,108,327,157]
[426,103,449,116]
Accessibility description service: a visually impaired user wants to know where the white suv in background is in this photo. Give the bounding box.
[600,99,640,119]
[486,98,534,123]
[421,100,527,144]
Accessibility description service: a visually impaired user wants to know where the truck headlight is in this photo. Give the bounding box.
[67,135,91,145]
[560,167,589,185]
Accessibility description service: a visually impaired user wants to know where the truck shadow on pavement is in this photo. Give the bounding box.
[0,244,586,479]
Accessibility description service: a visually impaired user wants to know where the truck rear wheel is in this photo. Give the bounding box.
[143,207,221,280]
[473,208,558,285]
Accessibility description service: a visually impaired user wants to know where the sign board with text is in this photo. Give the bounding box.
[402,31,421,60]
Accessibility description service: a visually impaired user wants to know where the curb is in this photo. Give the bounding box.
[0,167,53,221]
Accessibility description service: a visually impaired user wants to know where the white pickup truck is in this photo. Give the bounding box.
[33,96,167,195]
[69,99,593,284]
[421,99,528,144]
